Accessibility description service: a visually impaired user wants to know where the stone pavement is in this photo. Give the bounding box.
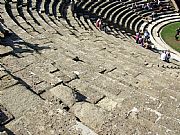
[0,0,180,135]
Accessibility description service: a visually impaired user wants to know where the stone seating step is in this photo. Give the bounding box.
[72,66,179,105]
[88,0,104,13]
[99,115,177,135]
[120,96,179,123]
[12,68,52,94]
[148,17,180,61]
[24,59,63,85]
[9,2,33,24]
[53,53,178,103]
[17,14,46,34]
[71,102,110,133]
[46,42,140,71]
[5,101,93,134]
[71,98,178,134]
[75,15,91,30]
[48,0,54,15]
[100,1,121,18]
[106,64,180,90]
[43,84,76,107]
[157,90,180,111]
[0,73,18,90]
[44,29,173,73]
[8,8,176,74]
[68,79,106,104]
[45,31,180,82]
[113,105,179,135]
[20,12,71,37]
[4,1,131,48]
[77,0,87,9]
[110,4,128,22]
[121,10,136,26]
[104,2,125,21]
[71,77,178,134]
[125,13,139,30]
[93,1,112,15]
[0,84,43,119]
[138,20,148,32]
[68,77,158,108]
[2,56,50,94]
[50,0,61,17]
[81,0,94,10]
[51,46,153,79]
[67,72,180,134]
[119,8,133,25]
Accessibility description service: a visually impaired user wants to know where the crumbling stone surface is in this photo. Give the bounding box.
[48,84,76,107]
[6,102,82,135]
[71,102,108,132]
[0,84,43,118]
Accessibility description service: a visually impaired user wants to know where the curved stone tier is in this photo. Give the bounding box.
[148,16,180,61]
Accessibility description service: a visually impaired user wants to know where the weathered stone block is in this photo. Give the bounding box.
[71,102,107,131]
[0,84,42,118]
[49,85,75,107]
[0,75,18,90]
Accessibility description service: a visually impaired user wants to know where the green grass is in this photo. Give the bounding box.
[161,22,180,52]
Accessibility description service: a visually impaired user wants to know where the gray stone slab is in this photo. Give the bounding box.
[71,102,108,132]
[12,69,51,94]
[90,75,132,96]
[96,97,118,111]
[6,102,80,135]
[119,92,161,112]
[1,55,34,73]
[48,85,76,107]
[27,62,63,86]
[0,75,18,90]
[69,80,105,104]
[0,84,43,118]
[156,116,180,134]
[157,102,180,120]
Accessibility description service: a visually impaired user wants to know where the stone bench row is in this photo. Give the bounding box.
[2,0,179,75]
[4,0,116,38]
[77,0,175,33]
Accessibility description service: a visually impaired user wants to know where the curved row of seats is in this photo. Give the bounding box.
[77,0,180,61]
[147,15,180,61]
[77,0,178,33]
